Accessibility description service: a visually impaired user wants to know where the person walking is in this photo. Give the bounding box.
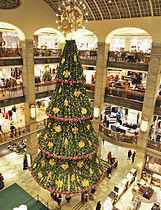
[96,201,101,210]
[127,149,132,160]
[107,165,112,178]
[132,151,136,163]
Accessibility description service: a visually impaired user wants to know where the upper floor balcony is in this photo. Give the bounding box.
[0,82,161,115]
[0,48,150,72]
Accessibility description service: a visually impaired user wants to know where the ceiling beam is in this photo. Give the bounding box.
[125,0,131,18]
[113,0,121,18]
[149,0,154,16]
[103,0,112,19]
[136,0,142,17]
[83,0,96,21]
[92,0,104,20]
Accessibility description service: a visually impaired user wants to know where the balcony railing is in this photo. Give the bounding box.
[33,48,61,57]
[99,123,161,153]
[0,47,22,57]
[0,118,47,145]
[0,86,24,100]
[108,51,151,64]
[35,81,56,93]
[105,87,145,103]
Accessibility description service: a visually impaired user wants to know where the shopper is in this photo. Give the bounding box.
[127,149,132,160]
[23,153,28,170]
[132,151,136,163]
[10,123,15,138]
[107,165,112,178]
[107,151,112,163]
[0,124,3,134]
[8,110,13,121]
[96,201,101,210]
[0,173,4,190]
[65,194,71,203]
[102,139,105,145]
[137,112,140,124]
[56,194,62,208]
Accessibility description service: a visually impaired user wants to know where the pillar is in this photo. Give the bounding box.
[21,39,38,162]
[125,37,131,51]
[134,43,161,179]
[93,42,109,157]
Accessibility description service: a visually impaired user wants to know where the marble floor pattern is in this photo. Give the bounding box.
[0,140,135,210]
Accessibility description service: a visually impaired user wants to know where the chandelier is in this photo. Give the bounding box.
[56,0,88,35]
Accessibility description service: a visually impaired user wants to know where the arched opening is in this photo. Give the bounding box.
[33,28,65,51]
[71,29,98,84]
[106,27,152,53]
[71,29,98,51]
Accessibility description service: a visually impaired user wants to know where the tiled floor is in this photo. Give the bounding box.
[0,140,158,210]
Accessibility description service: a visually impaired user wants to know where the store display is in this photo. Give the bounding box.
[8,140,26,153]
[151,174,161,187]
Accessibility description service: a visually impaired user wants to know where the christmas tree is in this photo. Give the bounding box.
[31,40,104,195]
[42,65,52,82]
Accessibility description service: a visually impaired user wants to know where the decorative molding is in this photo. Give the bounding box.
[0,0,21,9]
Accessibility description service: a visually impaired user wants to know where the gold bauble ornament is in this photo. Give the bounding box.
[61,164,69,170]
[41,160,45,167]
[55,125,61,133]
[48,142,53,149]
[33,163,37,168]
[44,134,48,140]
[61,57,65,64]
[48,171,52,179]
[88,140,92,147]
[87,124,90,130]
[71,174,75,182]
[74,55,77,62]
[81,107,87,115]
[82,179,89,187]
[72,127,78,134]
[63,70,70,78]
[77,161,83,168]
[74,90,81,97]
[89,168,93,175]
[96,158,99,164]
[99,169,102,175]
[58,87,62,94]
[52,107,60,114]
[55,179,63,188]
[79,140,85,148]
[48,123,51,128]
[38,172,42,179]
[49,159,55,166]
[64,99,68,106]
[64,138,68,146]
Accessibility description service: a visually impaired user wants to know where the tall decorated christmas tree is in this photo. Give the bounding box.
[31,40,104,195]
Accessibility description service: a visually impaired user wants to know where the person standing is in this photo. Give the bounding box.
[127,149,132,160]
[0,124,3,134]
[96,201,101,210]
[137,112,140,124]
[0,173,4,190]
[107,165,112,178]
[102,139,105,145]
[132,151,136,163]
[107,151,112,163]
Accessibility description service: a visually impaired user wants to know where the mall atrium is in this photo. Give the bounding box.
[0,0,161,210]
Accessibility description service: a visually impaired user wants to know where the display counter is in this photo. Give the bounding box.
[151,173,161,187]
